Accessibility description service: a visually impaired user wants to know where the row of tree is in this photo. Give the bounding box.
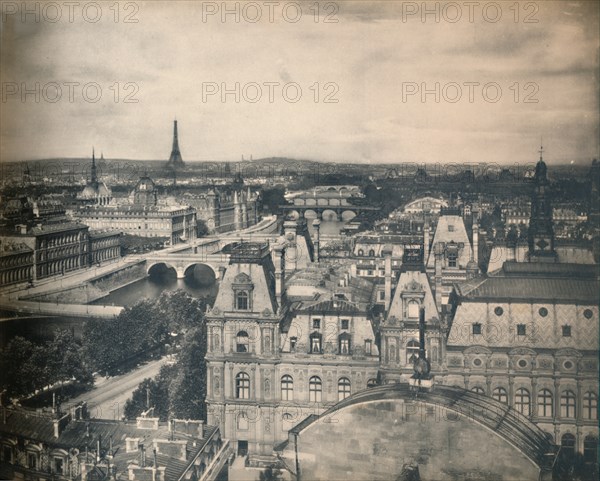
[124,324,207,421]
[83,290,207,375]
[0,330,93,399]
[1,290,207,402]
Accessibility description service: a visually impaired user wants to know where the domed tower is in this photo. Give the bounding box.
[528,144,557,262]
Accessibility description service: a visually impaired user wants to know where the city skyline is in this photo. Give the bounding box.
[1,1,598,164]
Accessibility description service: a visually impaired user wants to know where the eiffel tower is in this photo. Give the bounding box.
[166,120,184,169]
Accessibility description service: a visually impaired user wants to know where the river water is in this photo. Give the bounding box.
[1,220,346,346]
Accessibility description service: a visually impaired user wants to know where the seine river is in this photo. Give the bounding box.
[0,220,346,346]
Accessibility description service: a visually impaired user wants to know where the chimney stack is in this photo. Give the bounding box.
[312,219,320,262]
[382,245,393,312]
[473,223,479,266]
[273,243,285,310]
[434,243,443,309]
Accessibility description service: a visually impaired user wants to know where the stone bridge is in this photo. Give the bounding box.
[278,384,557,481]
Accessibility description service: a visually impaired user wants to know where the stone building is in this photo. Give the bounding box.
[0,404,229,481]
[76,150,113,206]
[0,222,121,287]
[73,175,197,245]
[205,243,380,460]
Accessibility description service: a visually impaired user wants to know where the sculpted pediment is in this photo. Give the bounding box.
[463,346,492,355]
[555,348,582,358]
[508,347,537,357]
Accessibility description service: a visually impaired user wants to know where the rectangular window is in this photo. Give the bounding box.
[341,319,349,330]
[379,291,385,300]
[339,338,350,354]
[312,319,321,329]
[54,457,64,475]
[289,337,297,351]
[3,446,11,463]
[448,252,458,268]
[27,453,37,470]
[472,323,482,335]
[365,339,372,355]
[517,324,526,336]
[562,325,571,337]
[310,336,321,354]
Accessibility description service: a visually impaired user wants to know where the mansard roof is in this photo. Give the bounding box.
[426,214,472,269]
[387,269,439,321]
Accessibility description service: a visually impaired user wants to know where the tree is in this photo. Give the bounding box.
[0,337,43,398]
[168,326,207,420]
[123,366,175,421]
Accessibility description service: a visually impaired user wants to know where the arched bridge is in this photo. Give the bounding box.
[278,384,557,481]
[281,204,379,221]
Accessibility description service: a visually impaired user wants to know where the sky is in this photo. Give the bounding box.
[0,0,598,165]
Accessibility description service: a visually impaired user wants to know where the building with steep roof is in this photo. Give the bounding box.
[446,261,599,457]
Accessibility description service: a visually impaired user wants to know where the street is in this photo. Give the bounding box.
[67,357,168,420]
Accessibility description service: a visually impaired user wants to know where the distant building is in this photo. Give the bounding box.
[73,175,197,245]
[402,196,448,215]
[76,150,113,206]
[0,222,121,286]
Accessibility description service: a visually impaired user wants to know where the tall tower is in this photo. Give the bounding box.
[91,148,98,184]
[166,120,184,169]
[528,144,557,262]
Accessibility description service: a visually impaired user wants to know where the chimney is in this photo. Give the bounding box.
[273,244,285,309]
[383,245,393,312]
[312,219,320,262]
[419,307,426,358]
[473,223,479,265]
[423,223,430,261]
[434,243,443,309]
[283,221,298,273]
[140,444,146,468]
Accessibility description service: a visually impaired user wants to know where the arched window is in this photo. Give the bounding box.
[537,389,553,418]
[584,436,598,463]
[515,388,530,416]
[338,333,351,355]
[338,377,351,401]
[583,391,597,420]
[281,375,293,401]
[561,390,576,418]
[368,249,375,257]
[471,387,485,395]
[406,340,419,365]
[236,331,249,353]
[561,433,576,459]
[367,379,378,388]
[309,376,322,402]
[235,291,249,310]
[407,301,419,319]
[236,372,250,399]
[357,249,364,257]
[309,332,322,354]
[492,387,508,404]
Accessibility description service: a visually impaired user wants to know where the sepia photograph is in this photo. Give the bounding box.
[0,1,598,480]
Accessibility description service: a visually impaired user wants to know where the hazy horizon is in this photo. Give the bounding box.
[1,1,598,164]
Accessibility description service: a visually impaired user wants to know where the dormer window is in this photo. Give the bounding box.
[341,319,349,330]
[312,319,321,329]
[338,333,351,355]
[448,252,458,268]
[233,272,253,311]
[235,291,249,310]
[289,337,297,351]
[310,332,322,353]
[407,300,419,319]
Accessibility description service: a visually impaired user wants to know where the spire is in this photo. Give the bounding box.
[166,119,184,168]
[539,138,544,162]
[91,147,97,183]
